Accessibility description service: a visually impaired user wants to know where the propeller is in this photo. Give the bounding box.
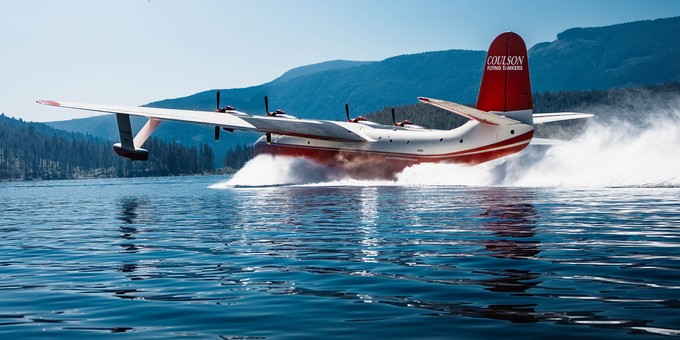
[264,96,269,115]
[264,96,271,143]
[215,90,220,142]
[214,90,221,141]
[345,103,350,121]
[391,108,396,125]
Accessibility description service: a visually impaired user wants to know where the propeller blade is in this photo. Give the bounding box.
[391,108,396,125]
[266,132,272,144]
[264,96,269,115]
[345,103,350,121]
[216,91,221,111]
[214,126,220,141]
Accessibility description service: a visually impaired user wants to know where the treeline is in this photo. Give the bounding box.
[0,114,214,181]
[533,81,680,119]
[222,144,253,172]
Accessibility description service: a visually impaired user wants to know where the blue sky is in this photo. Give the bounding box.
[3,0,680,121]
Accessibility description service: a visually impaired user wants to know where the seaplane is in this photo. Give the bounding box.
[38,32,592,179]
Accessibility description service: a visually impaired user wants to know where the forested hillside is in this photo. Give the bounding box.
[531,17,680,91]
[0,114,215,181]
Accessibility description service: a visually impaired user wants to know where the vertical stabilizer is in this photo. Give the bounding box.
[476,32,533,124]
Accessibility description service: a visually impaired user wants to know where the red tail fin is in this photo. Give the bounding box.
[476,32,532,115]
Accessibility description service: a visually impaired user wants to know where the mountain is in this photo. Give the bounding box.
[48,16,680,168]
[530,16,680,91]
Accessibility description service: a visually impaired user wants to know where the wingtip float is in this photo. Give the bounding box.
[36,100,61,107]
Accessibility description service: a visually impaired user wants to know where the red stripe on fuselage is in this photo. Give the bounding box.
[432,130,534,158]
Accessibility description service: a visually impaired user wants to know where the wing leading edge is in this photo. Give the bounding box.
[36,100,370,143]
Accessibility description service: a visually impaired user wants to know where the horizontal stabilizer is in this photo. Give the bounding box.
[533,112,594,124]
[529,138,565,146]
[418,97,520,126]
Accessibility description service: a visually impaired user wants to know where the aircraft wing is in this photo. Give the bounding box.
[36,100,370,142]
[418,97,520,126]
[533,112,594,124]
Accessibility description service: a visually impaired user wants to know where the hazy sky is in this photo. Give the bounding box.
[3,0,680,122]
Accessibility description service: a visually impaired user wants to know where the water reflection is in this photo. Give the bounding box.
[479,189,540,260]
[476,188,542,297]
[117,197,145,253]
[478,269,541,293]
[115,196,151,279]
[358,187,380,262]
[466,188,542,323]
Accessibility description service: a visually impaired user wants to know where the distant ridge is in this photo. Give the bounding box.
[271,60,374,85]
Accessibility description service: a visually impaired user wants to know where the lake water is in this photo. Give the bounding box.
[1,171,679,339]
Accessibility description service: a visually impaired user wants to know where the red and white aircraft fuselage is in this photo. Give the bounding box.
[253,114,534,179]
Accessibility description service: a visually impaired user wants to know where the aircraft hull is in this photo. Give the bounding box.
[253,130,533,179]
